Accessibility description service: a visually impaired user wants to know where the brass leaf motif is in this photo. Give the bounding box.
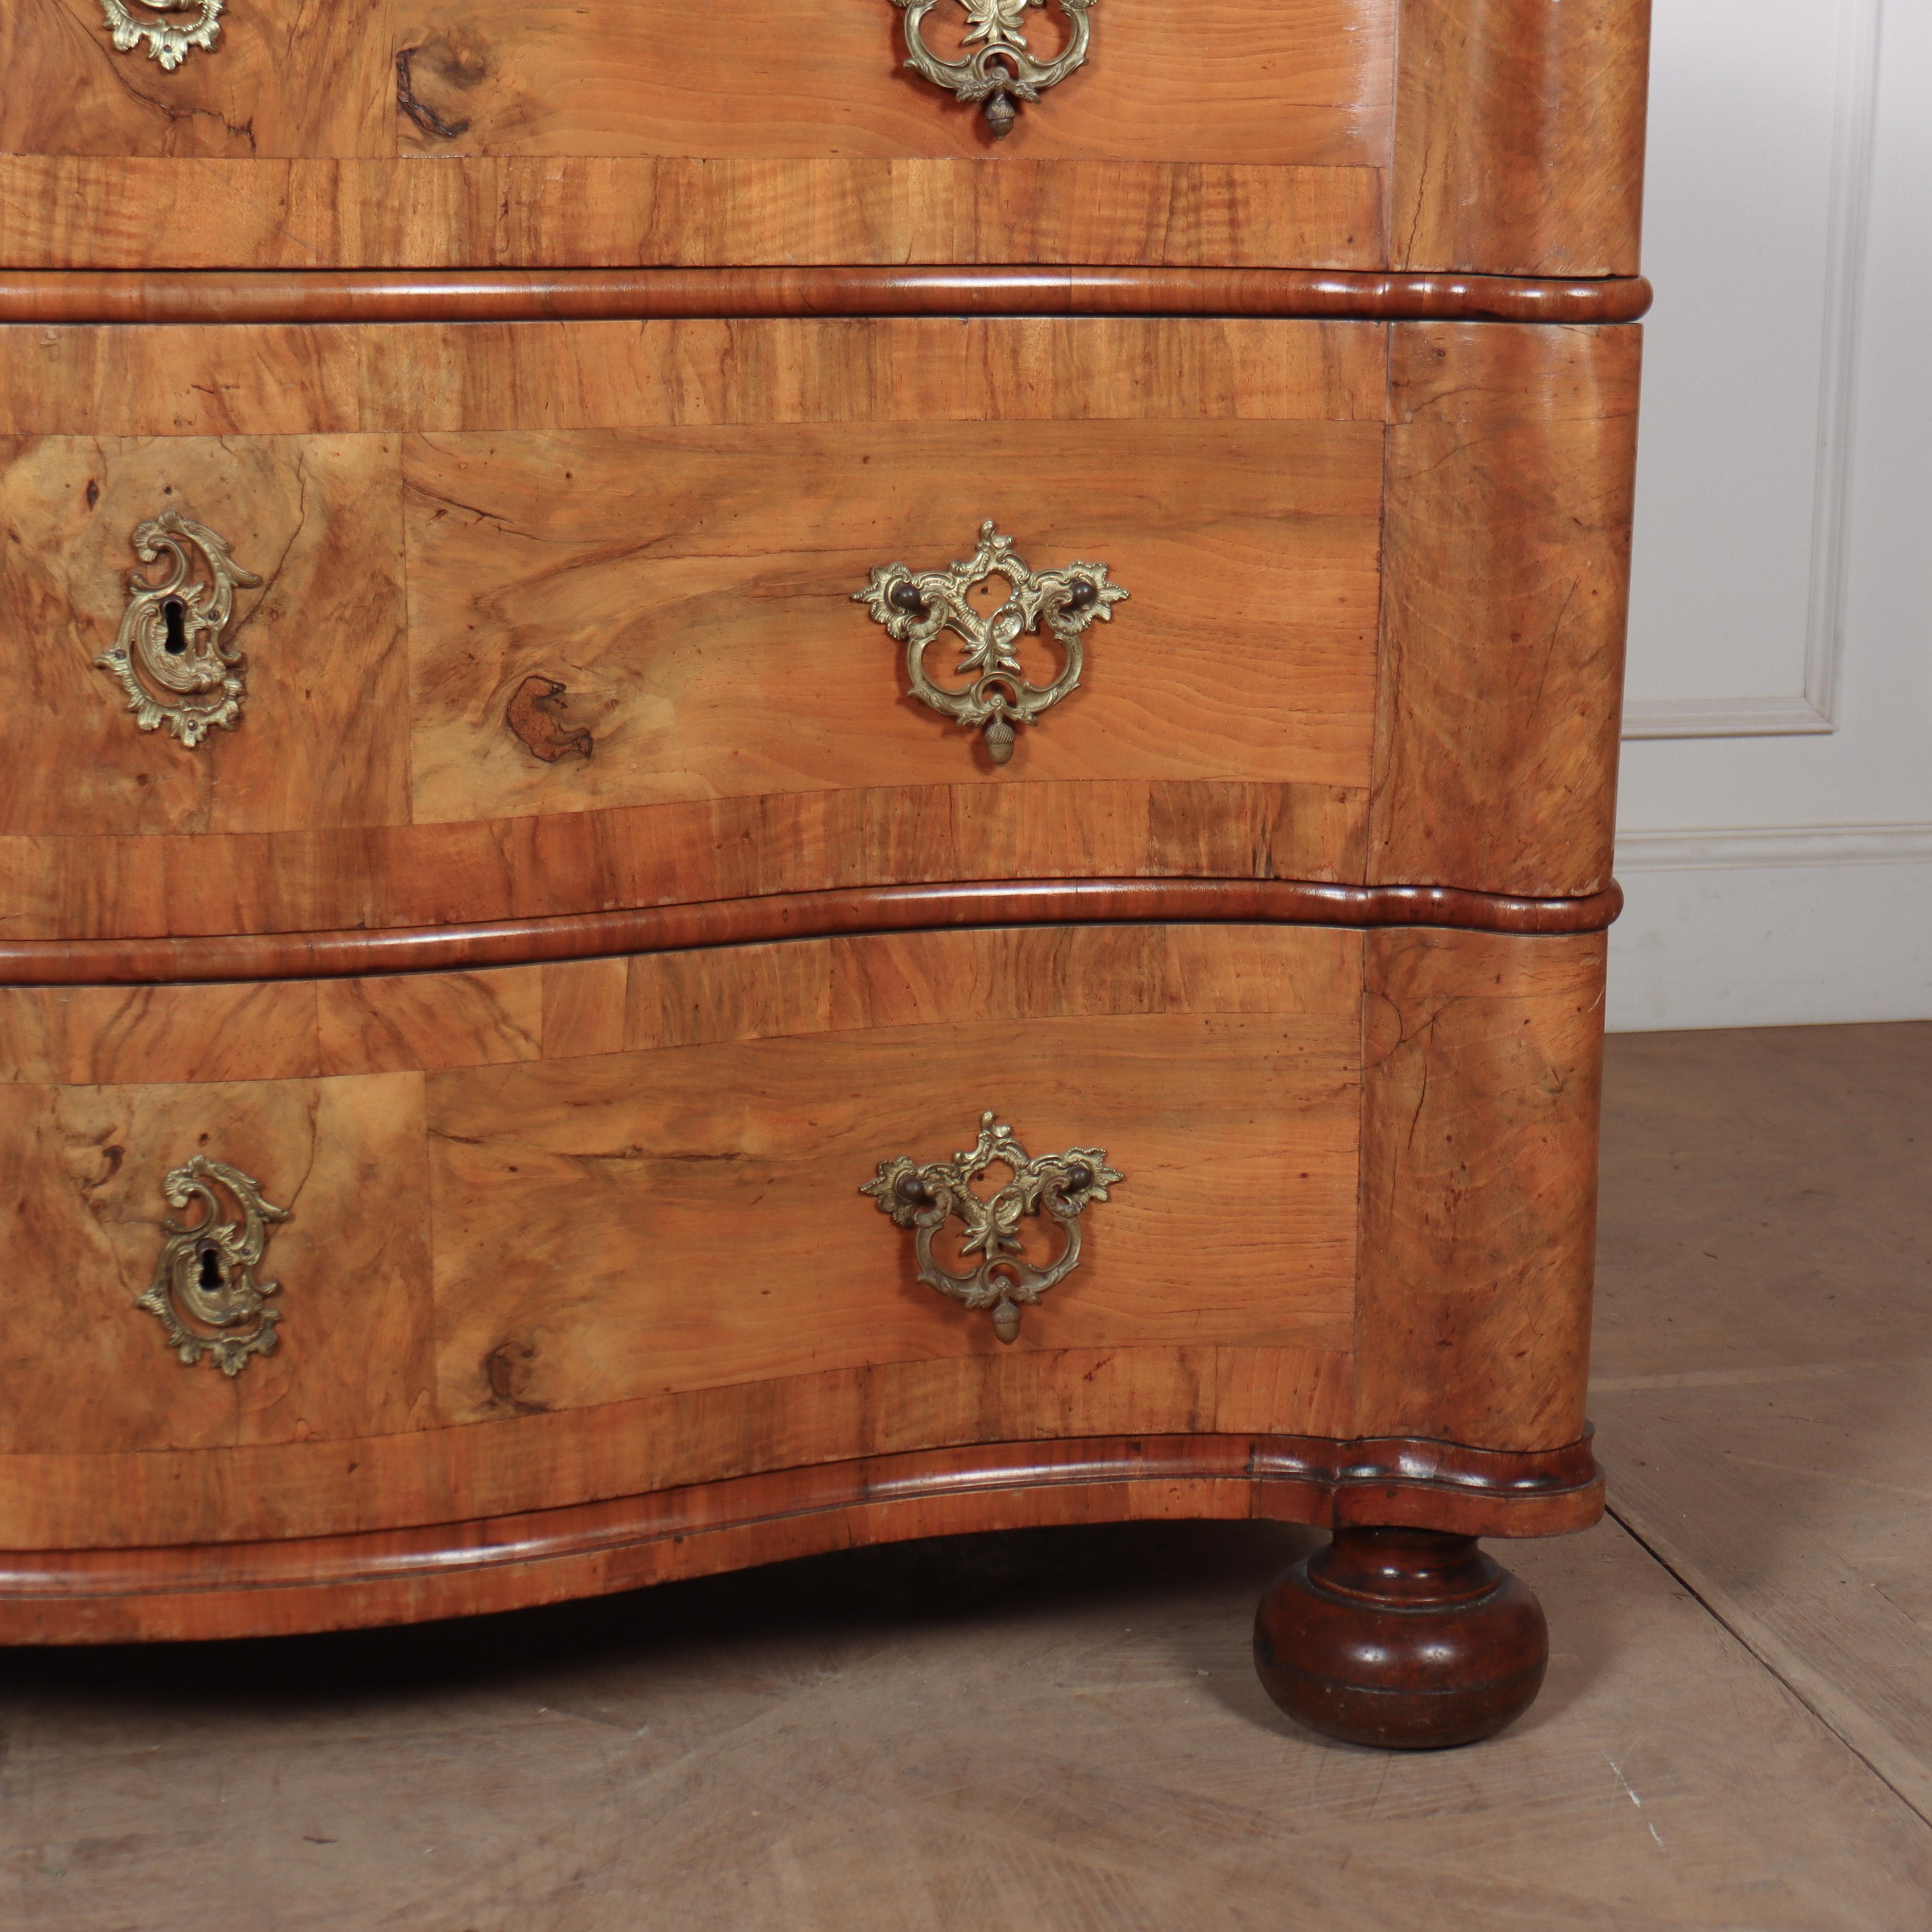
[853,520,1126,766]
[891,0,1097,136]
[862,1111,1123,1343]
[98,0,226,69]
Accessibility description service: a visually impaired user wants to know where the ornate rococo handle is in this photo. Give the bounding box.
[862,1110,1123,1343]
[95,510,261,749]
[134,1155,291,1377]
[893,0,1096,137]
[853,520,1126,766]
[98,0,226,69]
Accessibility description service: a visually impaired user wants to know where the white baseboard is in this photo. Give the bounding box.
[1607,822,1932,1031]
[1617,821,1932,870]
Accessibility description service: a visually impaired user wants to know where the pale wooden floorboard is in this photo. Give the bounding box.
[1593,1021,1932,1823]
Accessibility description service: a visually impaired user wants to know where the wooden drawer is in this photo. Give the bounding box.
[0,315,1637,946]
[0,1,1649,273]
[0,920,1604,1559]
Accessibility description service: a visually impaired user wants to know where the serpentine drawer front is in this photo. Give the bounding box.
[0,918,1607,1641]
[0,314,1635,944]
[0,0,1647,1751]
[0,1,1646,273]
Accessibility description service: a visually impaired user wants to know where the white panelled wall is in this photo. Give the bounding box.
[1608,0,1932,1029]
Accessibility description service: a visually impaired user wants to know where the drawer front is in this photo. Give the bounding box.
[0,920,1605,1551]
[0,316,1637,942]
[0,923,1366,1543]
[0,1,1649,273]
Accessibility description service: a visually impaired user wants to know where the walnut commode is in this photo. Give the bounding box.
[0,0,1650,1749]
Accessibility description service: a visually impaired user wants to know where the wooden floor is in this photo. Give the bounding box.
[4,1022,1929,1929]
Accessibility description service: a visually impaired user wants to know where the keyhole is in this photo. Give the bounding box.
[161,597,188,655]
[197,1245,225,1292]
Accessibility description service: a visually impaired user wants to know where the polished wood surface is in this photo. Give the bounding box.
[0,267,1655,327]
[1391,0,1651,276]
[0,923,1608,1580]
[0,315,1386,436]
[0,155,1384,272]
[401,418,1377,823]
[1354,928,1608,1451]
[0,1,1650,273]
[1254,1526,1550,1747]
[0,879,1624,989]
[0,316,1636,941]
[386,0,1390,165]
[1369,321,1641,897]
[0,781,1362,945]
[6,0,1389,162]
[1,0,1642,1687]
[0,1431,1601,1645]
[0,1349,1346,1551]
[0,924,1356,1461]
[0,0,394,159]
[0,432,409,840]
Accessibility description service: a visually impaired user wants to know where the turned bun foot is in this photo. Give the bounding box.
[1253,1526,1548,1749]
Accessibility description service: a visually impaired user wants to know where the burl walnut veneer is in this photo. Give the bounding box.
[0,0,1649,1749]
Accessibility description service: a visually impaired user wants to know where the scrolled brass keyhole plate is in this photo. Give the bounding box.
[95,510,261,748]
[853,520,1126,766]
[134,1155,290,1376]
[861,1110,1123,1342]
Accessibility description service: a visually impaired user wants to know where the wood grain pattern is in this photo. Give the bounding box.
[0,879,1628,990]
[0,0,393,159]
[0,925,1356,1460]
[0,1070,434,1458]
[0,317,1394,937]
[1353,928,1607,1452]
[0,1349,1353,1551]
[427,1008,1359,1418]
[0,316,1389,438]
[0,782,1366,945]
[0,155,1386,270]
[0,1430,1602,1645]
[0,317,1641,936]
[1369,321,1642,897]
[402,418,1381,824]
[0,434,409,839]
[388,0,1391,165]
[1390,0,1651,276]
[4,0,1387,165]
[0,268,1657,327]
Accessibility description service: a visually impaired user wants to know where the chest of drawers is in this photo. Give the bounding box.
[0,0,1648,1750]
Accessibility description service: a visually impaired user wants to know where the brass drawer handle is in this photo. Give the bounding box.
[862,1110,1123,1343]
[893,0,1096,138]
[99,1,226,70]
[854,520,1126,766]
[96,510,261,748]
[134,1156,290,1376]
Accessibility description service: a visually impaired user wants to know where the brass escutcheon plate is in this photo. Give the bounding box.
[95,510,261,748]
[134,1155,290,1376]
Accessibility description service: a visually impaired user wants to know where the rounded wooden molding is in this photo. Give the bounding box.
[0,267,1654,328]
[1252,1526,1550,1749]
[0,1430,1602,1644]
[0,877,1624,988]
